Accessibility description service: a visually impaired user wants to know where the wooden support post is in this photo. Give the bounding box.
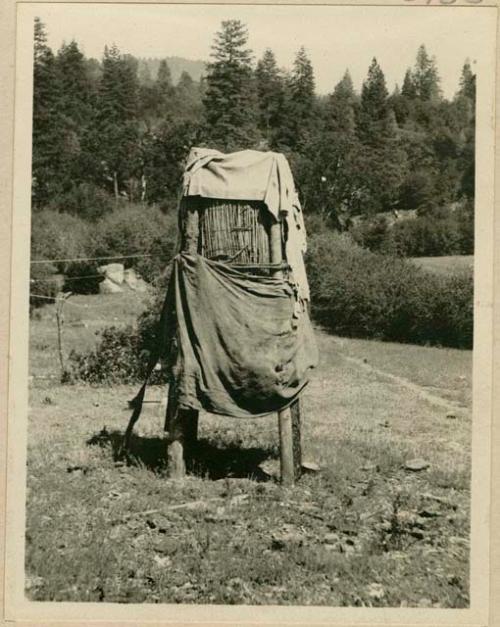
[278,408,294,487]
[165,200,200,478]
[290,398,302,481]
[183,202,200,254]
[269,219,295,487]
[166,410,186,480]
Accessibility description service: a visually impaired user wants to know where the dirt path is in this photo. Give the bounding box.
[331,338,466,413]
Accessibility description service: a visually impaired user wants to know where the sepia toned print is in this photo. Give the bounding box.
[3,2,497,625]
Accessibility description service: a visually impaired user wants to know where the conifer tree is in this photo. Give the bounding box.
[457,59,476,101]
[95,44,140,198]
[32,17,65,207]
[401,69,417,99]
[360,58,389,128]
[203,20,260,151]
[283,46,316,149]
[413,45,441,101]
[255,49,285,142]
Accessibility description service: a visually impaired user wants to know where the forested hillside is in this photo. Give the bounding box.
[32,18,475,255]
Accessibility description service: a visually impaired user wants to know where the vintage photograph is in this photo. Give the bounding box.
[9,1,495,615]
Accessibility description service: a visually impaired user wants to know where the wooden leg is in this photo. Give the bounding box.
[290,398,302,481]
[165,393,199,479]
[166,408,186,479]
[278,408,294,487]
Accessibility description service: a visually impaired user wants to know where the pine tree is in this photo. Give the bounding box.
[360,58,389,126]
[303,70,363,225]
[57,41,93,126]
[401,69,417,99]
[95,44,140,198]
[203,20,260,151]
[457,59,476,101]
[255,49,285,142]
[32,18,66,207]
[357,58,407,213]
[174,71,203,122]
[328,70,356,133]
[413,45,441,101]
[284,47,315,149]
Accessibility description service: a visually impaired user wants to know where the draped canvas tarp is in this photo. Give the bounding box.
[184,147,310,302]
[170,253,318,418]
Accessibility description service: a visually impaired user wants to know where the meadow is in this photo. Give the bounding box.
[410,255,474,276]
[25,290,472,607]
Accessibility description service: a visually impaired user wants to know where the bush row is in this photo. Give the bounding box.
[350,203,474,257]
[30,204,178,308]
[306,232,472,348]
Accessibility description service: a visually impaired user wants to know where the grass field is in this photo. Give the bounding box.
[26,293,472,607]
[410,255,473,276]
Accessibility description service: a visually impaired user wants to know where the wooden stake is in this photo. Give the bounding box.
[55,291,72,379]
[269,219,295,487]
[165,200,200,478]
[290,398,302,481]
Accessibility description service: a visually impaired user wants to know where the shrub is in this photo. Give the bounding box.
[65,326,146,384]
[349,204,474,257]
[306,231,472,348]
[66,282,173,384]
[30,210,100,297]
[46,183,115,222]
[93,204,178,285]
[389,213,461,257]
[29,261,61,311]
[350,215,392,253]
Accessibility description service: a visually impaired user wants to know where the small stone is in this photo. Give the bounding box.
[361,462,378,472]
[418,508,441,518]
[446,411,457,419]
[323,532,340,545]
[404,458,430,471]
[229,494,249,507]
[367,583,385,599]
[271,533,303,550]
[301,461,321,473]
[410,529,425,540]
[418,598,433,608]
[153,554,172,568]
[258,459,280,479]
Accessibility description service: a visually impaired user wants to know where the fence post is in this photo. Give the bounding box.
[55,291,72,379]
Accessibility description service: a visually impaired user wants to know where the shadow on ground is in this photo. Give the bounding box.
[87,428,276,481]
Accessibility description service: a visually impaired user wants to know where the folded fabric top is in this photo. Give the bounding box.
[183,147,309,301]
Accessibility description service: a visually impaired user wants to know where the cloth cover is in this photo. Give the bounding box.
[169,253,318,418]
[183,148,310,302]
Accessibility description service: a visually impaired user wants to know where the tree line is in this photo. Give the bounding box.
[32,17,475,243]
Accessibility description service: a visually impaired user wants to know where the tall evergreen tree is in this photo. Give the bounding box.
[255,49,285,142]
[457,59,476,101]
[358,58,407,213]
[401,69,417,99]
[94,44,140,198]
[174,71,203,122]
[203,20,260,151]
[283,47,316,149]
[32,17,66,207]
[413,45,441,101]
[360,58,389,129]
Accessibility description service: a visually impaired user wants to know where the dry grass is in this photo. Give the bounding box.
[26,294,472,607]
[410,256,473,276]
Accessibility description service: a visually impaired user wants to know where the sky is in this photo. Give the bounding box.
[33,3,493,98]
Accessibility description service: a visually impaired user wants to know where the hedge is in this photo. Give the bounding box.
[306,232,472,348]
